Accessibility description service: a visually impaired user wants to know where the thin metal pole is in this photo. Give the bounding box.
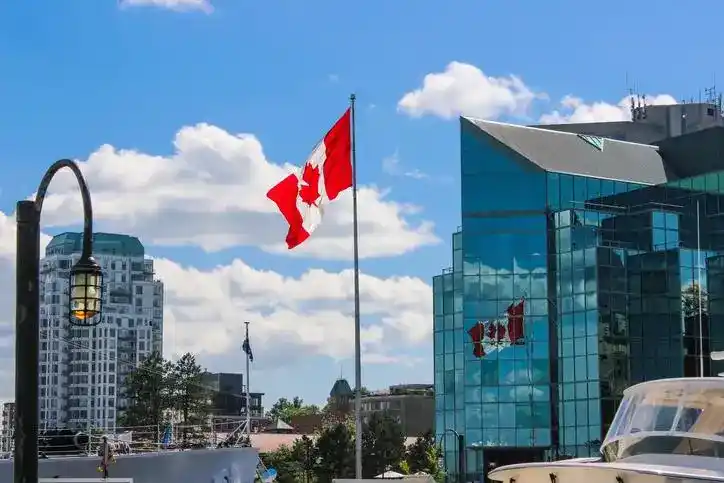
[350,93,363,479]
[15,200,40,483]
[697,200,705,377]
[245,321,251,439]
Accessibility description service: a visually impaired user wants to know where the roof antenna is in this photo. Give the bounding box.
[642,94,648,119]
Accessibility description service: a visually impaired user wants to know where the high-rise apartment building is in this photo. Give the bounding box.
[39,232,164,432]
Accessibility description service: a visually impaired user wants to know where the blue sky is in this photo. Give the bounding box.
[0,0,722,409]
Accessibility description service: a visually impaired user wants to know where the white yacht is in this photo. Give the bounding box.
[490,378,724,483]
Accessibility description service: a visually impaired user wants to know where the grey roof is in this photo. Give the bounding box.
[463,117,668,185]
[329,378,353,398]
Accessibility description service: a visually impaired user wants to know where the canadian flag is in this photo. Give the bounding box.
[267,109,352,249]
[467,298,525,358]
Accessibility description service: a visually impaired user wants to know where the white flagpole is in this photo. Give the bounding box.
[245,321,252,438]
[350,93,363,479]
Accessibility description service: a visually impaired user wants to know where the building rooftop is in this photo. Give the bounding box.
[45,232,145,257]
[364,384,434,397]
[655,125,724,180]
[463,117,669,185]
[329,378,353,398]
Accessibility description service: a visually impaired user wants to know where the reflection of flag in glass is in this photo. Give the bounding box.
[467,298,525,358]
[507,298,525,345]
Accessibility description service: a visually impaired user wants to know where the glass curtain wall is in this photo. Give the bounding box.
[433,231,464,479]
[546,169,724,456]
[458,121,551,478]
[435,122,724,472]
[546,172,646,457]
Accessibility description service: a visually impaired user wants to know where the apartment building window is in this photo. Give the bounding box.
[135,286,143,295]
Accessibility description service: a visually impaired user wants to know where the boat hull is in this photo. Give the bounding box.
[0,447,259,483]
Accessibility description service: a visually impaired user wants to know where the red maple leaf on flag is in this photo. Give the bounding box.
[299,163,321,206]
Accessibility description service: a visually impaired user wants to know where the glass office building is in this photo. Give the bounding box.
[433,117,724,480]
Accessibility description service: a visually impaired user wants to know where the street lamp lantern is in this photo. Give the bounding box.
[69,255,103,325]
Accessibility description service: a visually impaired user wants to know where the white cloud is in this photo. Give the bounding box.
[119,0,213,13]
[397,61,546,120]
[539,94,678,124]
[0,208,433,403]
[32,123,438,260]
[157,256,433,363]
[328,74,339,83]
[397,62,678,127]
[0,212,53,403]
[382,150,428,180]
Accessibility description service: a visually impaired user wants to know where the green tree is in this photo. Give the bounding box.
[361,412,406,478]
[262,444,303,483]
[405,430,443,479]
[291,435,317,483]
[169,352,211,444]
[315,422,355,483]
[118,351,171,434]
[267,397,320,422]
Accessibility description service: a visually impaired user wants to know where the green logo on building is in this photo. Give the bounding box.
[578,134,605,151]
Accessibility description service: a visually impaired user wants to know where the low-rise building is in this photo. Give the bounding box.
[203,372,264,432]
[361,384,434,436]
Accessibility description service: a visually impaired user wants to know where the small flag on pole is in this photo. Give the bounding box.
[243,335,254,362]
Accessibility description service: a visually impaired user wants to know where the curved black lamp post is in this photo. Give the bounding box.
[14,159,104,483]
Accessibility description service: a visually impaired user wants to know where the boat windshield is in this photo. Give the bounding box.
[603,379,724,447]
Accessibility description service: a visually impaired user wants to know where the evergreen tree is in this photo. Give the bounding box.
[315,422,355,482]
[169,352,211,445]
[405,430,443,479]
[291,435,317,483]
[361,412,406,478]
[118,351,171,437]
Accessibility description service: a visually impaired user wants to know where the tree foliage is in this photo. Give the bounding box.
[315,422,356,482]
[261,408,442,481]
[118,351,210,445]
[118,351,171,430]
[292,435,317,483]
[267,396,320,422]
[361,412,406,478]
[262,444,302,483]
[169,352,212,443]
[405,430,443,479]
